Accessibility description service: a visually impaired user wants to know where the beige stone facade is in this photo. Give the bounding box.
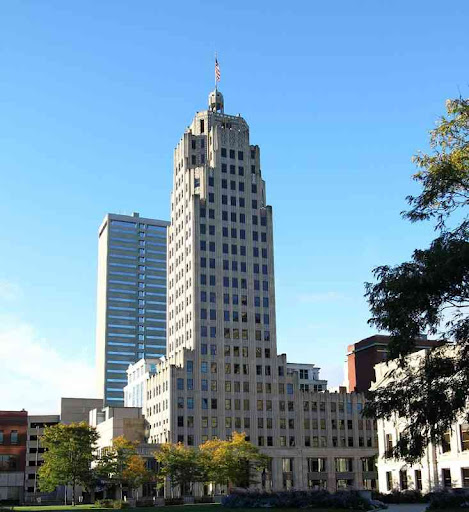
[60,398,103,425]
[374,348,469,492]
[118,89,379,493]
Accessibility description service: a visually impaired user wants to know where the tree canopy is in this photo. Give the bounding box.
[38,422,99,506]
[154,443,206,495]
[364,97,469,463]
[96,436,146,500]
[199,432,269,489]
[154,432,269,495]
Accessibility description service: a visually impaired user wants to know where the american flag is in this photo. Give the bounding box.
[215,58,221,83]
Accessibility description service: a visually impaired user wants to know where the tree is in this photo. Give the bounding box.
[154,443,206,497]
[364,97,469,462]
[96,436,147,500]
[123,455,150,500]
[38,422,99,506]
[200,432,269,490]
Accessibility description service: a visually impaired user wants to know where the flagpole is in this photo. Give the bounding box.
[215,52,217,94]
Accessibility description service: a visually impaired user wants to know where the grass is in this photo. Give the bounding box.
[6,506,379,512]
[5,506,376,512]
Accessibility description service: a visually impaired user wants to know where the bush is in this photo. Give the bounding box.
[372,490,428,504]
[95,499,114,508]
[428,489,469,509]
[112,500,131,509]
[195,496,215,503]
[164,498,185,506]
[94,499,130,509]
[136,498,156,507]
[222,490,377,510]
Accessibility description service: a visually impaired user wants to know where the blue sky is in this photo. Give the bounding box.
[1,0,468,412]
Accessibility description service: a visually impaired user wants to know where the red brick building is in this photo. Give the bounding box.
[346,335,441,393]
[0,410,28,502]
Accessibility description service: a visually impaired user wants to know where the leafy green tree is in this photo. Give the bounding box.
[123,454,150,500]
[154,443,206,496]
[96,436,145,500]
[38,422,99,506]
[200,432,269,490]
[364,97,469,462]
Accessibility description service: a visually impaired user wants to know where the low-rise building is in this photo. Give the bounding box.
[60,398,103,425]
[88,406,156,500]
[124,359,160,408]
[286,362,327,392]
[24,415,60,503]
[346,334,441,393]
[0,410,28,503]
[373,347,469,492]
[141,350,378,493]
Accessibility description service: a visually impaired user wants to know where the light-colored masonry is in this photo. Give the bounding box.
[374,348,469,493]
[129,90,378,492]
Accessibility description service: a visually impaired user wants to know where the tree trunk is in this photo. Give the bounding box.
[72,480,76,506]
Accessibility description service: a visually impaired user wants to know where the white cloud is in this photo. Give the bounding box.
[0,320,96,414]
[297,291,346,303]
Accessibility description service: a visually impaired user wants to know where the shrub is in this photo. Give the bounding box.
[222,490,376,509]
[195,496,215,503]
[113,500,131,509]
[428,489,469,509]
[164,498,185,506]
[136,498,156,507]
[372,490,428,504]
[95,499,114,508]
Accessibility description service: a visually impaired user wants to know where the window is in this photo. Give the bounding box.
[307,458,326,472]
[442,431,451,452]
[0,455,17,471]
[361,457,376,472]
[462,468,469,488]
[335,458,353,472]
[385,433,393,453]
[442,468,452,488]
[461,424,469,451]
[386,471,393,491]
[399,470,408,490]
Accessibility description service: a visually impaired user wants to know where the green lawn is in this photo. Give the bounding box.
[8,506,372,512]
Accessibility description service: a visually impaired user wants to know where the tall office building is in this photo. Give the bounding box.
[96,213,169,405]
[142,90,378,491]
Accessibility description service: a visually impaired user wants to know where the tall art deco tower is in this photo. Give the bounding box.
[144,88,376,492]
[168,89,276,364]
[146,88,281,442]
